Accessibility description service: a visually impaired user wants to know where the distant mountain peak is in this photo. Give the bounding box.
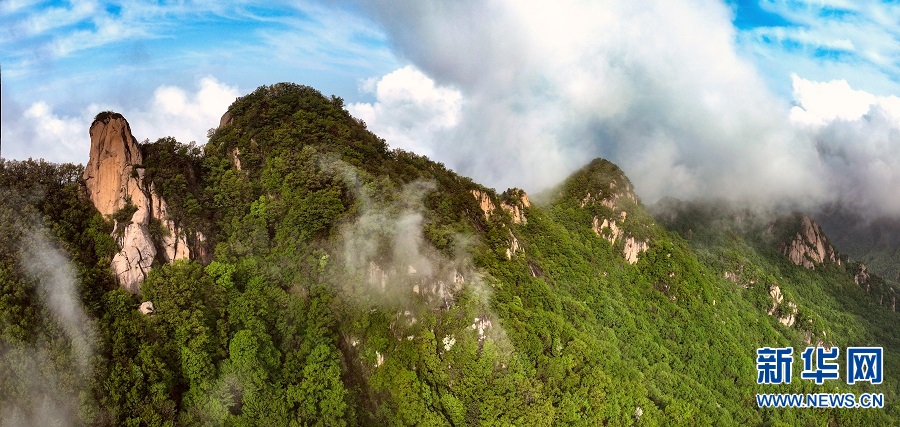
[775,214,841,269]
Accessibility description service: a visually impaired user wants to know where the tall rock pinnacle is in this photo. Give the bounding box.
[84,112,195,292]
[84,112,143,216]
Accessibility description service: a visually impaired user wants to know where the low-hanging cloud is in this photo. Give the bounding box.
[350,0,898,218]
[332,169,471,309]
[326,158,508,357]
[19,228,96,374]
[792,75,900,218]
[0,220,98,426]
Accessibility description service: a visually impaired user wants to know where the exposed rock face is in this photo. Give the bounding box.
[580,180,639,209]
[724,272,754,289]
[149,184,192,262]
[506,231,522,260]
[230,147,242,171]
[442,335,456,351]
[139,301,155,315]
[582,179,647,264]
[779,215,840,269]
[593,212,625,243]
[471,317,493,342]
[501,188,531,224]
[110,221,156,293]
[471,189,497,220]
[854,263,871,290]
[470,186,529,235]
[591,210,646,264]
[83,112,198,292]
[219,110,233,128]
[366,261,463,308]
[623,237,648,265]
[767,284,798,327]
[84,113,144,217]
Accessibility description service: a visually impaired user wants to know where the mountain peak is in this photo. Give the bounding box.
[548,157,639,210]
[775,214,841,269]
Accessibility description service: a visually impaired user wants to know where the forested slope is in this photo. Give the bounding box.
[0,83,895,426]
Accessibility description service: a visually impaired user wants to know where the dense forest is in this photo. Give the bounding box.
[0,83,896,426]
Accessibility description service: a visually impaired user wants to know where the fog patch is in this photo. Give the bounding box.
[323,159,509,356]
[0,226,98,427]
[337,176,468,309]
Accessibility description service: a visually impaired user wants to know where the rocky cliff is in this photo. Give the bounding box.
[585,182,648,264]
[778,215,840,269]
[500,188,530,225]
[471,189,497,220]
[83,112,198,292]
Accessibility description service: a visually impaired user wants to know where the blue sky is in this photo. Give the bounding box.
[729,0,899,95]
[1,0,899,215]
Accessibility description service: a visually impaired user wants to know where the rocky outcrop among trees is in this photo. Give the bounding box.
[778,215,840,269]
[83,112,200,292]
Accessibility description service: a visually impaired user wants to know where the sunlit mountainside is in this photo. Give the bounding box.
[0,83,896,426]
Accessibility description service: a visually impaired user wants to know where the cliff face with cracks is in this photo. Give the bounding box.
[83,112,200,292]
[778,215,840,270]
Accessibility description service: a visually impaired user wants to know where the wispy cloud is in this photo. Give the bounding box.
[0,1,395,79]
[0,222,100,426]
[737,0,899,94]
[254,2,397,75]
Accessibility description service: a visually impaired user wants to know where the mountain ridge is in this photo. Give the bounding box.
[0,82,896,425]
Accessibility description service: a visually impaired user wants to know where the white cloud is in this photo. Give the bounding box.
[2,100,89,164]
[355,0,825,205]
[347,66,462,158]
[789,74,895,125]
[791,76,900,216]
[0,0,43,15]
[133,76,241,145]
[1,76,239,164]
[17,0,99,36]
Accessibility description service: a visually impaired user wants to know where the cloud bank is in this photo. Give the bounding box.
[792,75,900,217]
[350,0,899,217]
